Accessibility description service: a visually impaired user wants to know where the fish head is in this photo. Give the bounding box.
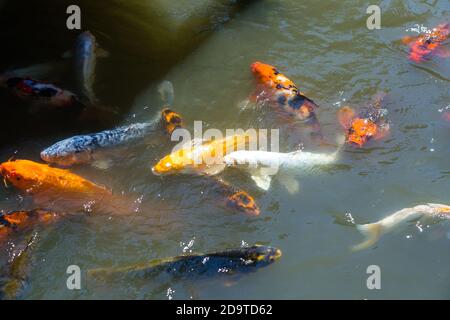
[226,191,260,216]
[41,137,91,166]
[250,61,281,86]
[251,61,295,89]
[78,31,96,48]
[161,108,183,135]
[347,118,378,146]
[151,152,189,176]
[251,61,274,79]
[0,160,46,192]
[243,245,282,266]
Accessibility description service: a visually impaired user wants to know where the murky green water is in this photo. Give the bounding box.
[0,0,449,299]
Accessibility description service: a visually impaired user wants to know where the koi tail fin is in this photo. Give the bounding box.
[351,223,382,252]
[158,80,175,107]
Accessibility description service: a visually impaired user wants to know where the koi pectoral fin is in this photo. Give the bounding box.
[277,172,299,194]
[249,169,273,191]
[351,223,382,252]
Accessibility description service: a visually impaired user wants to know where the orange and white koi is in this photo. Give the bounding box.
[250,62,320,127]
[403,23,450,63]
[337,93,389,147]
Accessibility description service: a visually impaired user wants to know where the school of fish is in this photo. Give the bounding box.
[0,20,449,299]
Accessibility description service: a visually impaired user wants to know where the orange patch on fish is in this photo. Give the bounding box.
[347,118,378,146]
[161,108,183,135]
[0,209,58,242]
[250,61,319,123]
[251,61,298,92]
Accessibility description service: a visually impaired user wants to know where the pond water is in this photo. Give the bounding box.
[0,0,449,299]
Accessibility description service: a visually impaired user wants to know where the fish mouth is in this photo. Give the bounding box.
[272,249,282,260]
[151,166,162,176]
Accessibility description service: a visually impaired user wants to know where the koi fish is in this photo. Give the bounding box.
[0,160,158,215]
[0,160,109,196]
[0,209,58,243]
[352,203,450,251]
[250,61,320,127]
[403,23,450,63]
[224,136,343,193]
[337,93,390,146]
[40,108,182,168]
[88,245,282,280]
[74,31,108,105]
[0,76,77,108]
[152,133,256,176]
[210,178,260,216]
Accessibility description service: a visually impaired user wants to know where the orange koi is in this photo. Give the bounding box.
[210,178,260,216]
[337,93,389,147]
[0,160,110,196]
[403,23,450,63]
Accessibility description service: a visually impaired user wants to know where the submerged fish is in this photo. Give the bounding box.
[352,203,450,251]
[223,136,343,192]
[0,160,109,197]
[74,31,108,105]
[0,76,77,108]
[152,133,256,176]
[0,232,38,300]
[0,209,58,243]
[211,178,260,216]
[250,61,320,128]
[403,23,450,63]
[41,108,182,167]
[89,245,281,280]
[337,93,390,147]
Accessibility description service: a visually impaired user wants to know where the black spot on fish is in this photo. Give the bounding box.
[38,88,58,98]
[288,95,306,110]
[277,95,287,106]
